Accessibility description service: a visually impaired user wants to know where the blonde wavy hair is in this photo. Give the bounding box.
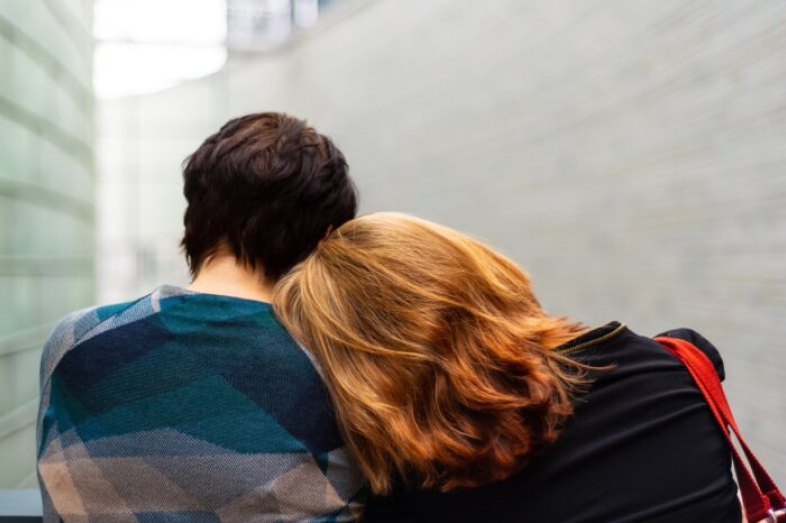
[273,213,590,494]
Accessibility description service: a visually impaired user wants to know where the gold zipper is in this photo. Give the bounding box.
[557,323,627,355]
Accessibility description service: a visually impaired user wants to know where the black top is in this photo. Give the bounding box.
[365,323,742,523]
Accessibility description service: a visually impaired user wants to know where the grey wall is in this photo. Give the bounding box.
[98,0,786,482]
[96,78,229,302]
[0,0,94,488]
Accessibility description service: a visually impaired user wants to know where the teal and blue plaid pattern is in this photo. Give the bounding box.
[36,285,364,522]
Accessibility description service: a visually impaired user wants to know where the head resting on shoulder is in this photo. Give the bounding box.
[274,212,589,494]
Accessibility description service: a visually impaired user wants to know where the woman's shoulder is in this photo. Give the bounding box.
[653,327,726,381]
[571,323,727,382]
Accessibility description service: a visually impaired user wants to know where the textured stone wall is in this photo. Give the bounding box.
[0,0,94,488]
[99,0,786,482]
[237,0,786,483]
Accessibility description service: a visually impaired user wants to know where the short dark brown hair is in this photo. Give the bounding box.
[181,112,358,280]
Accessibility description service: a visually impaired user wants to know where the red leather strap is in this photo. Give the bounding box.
[655,337,785,522]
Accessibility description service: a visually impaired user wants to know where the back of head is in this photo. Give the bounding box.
[181,112,358,281]
[274,212,587,494]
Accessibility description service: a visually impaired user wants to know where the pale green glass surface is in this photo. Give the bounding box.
[6,48,47,118]
[0,115,33,182]
[0,197,10,255]
[0,36,15,102]
[0,277,13,336]
[0,348,41,417]
[6,276,41,335]
[0,2,30,22]
[39,140,93,200]
[0,0,94,489]
[53,83,93,144]
[0,424,38,490]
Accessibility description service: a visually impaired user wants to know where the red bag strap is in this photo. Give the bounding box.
[655,336,785,522]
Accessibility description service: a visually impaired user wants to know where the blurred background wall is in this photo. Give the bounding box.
[98,0,786,484]
[2,0,786,489]
[0,0,94,488]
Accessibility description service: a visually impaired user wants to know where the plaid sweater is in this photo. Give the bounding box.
[36,285,364,522]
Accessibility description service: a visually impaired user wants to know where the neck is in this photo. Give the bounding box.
[188,254,274,303]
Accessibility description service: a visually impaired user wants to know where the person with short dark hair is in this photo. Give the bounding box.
[36,112,364,522]
[181,112,358,283]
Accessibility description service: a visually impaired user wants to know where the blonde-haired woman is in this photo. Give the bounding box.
[274,213,742,523]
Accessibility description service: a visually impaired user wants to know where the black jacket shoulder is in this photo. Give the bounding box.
[656,327,725,381]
